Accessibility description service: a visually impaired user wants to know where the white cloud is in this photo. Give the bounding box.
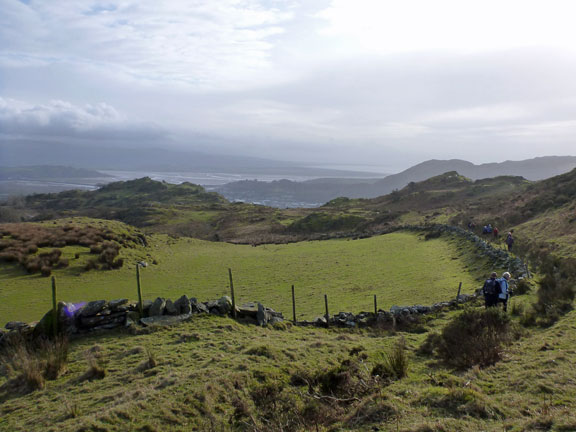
[0,0,294,89]
[1,0,576,168]
[421,104,533,125]
[317,0,576,55]
[0,97,164,140]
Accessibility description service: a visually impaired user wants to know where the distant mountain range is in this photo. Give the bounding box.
[0,166,110,180]
[215,156,576,207]
[0,140,378,178]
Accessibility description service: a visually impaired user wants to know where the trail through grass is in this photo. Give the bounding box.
[0,232,485,324]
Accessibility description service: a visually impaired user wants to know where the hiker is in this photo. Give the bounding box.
[506,230,514,251]
[482,272,501,308]
[497,272,511,312]
[493,227,499,239]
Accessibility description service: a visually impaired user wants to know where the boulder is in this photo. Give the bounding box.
[190,298,209,314]
[149,297,166,316]
[390,305,408,315]
[257,303,268,326]
[313,316,328,327]
[109,299,130,312]
[269,315,284,325]
[58,302,80,334]
[127,311,141,323]
[79,312,127,330]
[376,311,393,323]
[80,300,107,317]
[456,294,473,303]
[140,313,191,327]
[174,295,191,314]
[217,296,233,315]
[5,321,28,331]
[165,299,178,316]
[238,303,259,318]
[142,300,153,314]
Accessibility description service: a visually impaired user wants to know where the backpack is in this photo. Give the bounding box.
[484,278,501,296]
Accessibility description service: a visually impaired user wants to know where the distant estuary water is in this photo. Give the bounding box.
[0,169,385,208]
[100,170,329,186]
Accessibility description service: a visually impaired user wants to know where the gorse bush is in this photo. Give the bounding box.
[421,308,513,369]
[288,213,366,233]
[532,256,575,325]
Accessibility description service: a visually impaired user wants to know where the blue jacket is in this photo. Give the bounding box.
[497,278,509,299]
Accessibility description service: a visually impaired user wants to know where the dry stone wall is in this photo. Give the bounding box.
[1,225,528,343]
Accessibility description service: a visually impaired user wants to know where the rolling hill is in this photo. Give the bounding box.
[216,156,576,206]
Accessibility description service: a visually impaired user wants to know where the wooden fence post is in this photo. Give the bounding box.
[51,276,58,337]
[291,285,296,323]
[374,294,378,315]
[136,265,143,317]
[324,294,329,326]
[229,268,237,319]
[455,281,462,303]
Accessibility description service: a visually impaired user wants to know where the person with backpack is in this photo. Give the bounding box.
[482,272,501,308]
[506,230,514,251]
[497,272,511,312]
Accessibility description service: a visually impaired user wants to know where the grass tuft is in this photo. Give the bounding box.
[372,337,409,380]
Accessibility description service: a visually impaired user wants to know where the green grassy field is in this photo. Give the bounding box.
[0,231,489,325]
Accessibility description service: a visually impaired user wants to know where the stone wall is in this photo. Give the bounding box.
[0,225,528,342]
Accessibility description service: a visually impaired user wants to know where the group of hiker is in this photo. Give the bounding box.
[482,271,511,311]
[468,221,515,251]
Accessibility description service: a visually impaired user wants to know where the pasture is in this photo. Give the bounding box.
[0,231,487,325]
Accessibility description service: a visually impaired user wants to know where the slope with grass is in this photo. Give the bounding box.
[4,298,576,432]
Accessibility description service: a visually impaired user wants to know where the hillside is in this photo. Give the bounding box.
[2,170,576,431]
[216,156,576,207]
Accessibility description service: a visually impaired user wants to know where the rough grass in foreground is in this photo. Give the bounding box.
[2,307,576,431]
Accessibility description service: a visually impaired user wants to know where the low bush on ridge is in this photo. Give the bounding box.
[420,308,515,369]
[0,223,136,274]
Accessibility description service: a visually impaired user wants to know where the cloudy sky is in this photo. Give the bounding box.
[1,0,576,172]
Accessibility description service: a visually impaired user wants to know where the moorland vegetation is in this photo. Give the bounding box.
[1,168,576,430]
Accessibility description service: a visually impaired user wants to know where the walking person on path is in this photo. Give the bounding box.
[482,272,501,309]
[506,230,515,251]
[497,272,511,312]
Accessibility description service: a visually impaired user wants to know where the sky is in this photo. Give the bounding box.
[1,0,576,172]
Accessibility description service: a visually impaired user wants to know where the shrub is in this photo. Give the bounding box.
[84,259,99,271]
[514,278,532,295]
[41,336,69,380]
[0,335,69,394]
[421,308,513,369]
[288,213,366,233]
[89,244,102,254]
[372,337,409,380]
[56,258,69,269]
[533,270,574,325]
